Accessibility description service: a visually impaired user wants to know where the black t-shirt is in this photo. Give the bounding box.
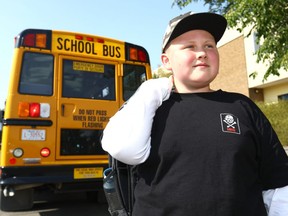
[132,90,288,216]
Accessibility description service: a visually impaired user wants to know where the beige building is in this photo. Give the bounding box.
[212,28,288,103]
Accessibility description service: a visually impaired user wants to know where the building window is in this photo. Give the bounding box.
[278,93,288,101]
[253,32,260,52]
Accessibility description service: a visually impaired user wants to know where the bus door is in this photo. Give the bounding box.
[56,56,119,165]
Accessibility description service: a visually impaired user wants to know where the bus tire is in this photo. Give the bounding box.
[0,186,34,211]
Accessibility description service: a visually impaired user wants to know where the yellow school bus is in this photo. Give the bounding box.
[0,29,152,211]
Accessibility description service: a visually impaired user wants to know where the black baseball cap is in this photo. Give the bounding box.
[162,12,227,52]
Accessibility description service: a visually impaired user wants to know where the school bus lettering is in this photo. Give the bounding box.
[88,116,96,121]
[79,109,85,114]
[82,122,103,129]
[98,116,109,122]
[0,28,152,211]
[95,110,107,115]
[103,45,121,58]
[73,115,86,121]
[73,109,109,129]
[56,37,97,55]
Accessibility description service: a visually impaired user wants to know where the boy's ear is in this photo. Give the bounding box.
[161,53,172,70]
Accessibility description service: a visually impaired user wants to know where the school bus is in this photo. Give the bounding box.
[0,29,152,211]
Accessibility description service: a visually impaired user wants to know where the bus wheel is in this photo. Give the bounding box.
[0,186,34,211]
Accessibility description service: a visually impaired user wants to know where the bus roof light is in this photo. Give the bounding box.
[35,34,47,48]
[126,43,150,63]
[17,30,52,49]
[23,33,35,47]
[23,33,47,49]
[75,35,83,40]
[138,49,147,62]
[129,47,138,61]
[86,37,94,42]
[96,38,104,43]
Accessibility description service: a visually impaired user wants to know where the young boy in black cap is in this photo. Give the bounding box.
[102,12,288,215]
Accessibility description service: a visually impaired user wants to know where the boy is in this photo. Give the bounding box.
[102,12,288,215]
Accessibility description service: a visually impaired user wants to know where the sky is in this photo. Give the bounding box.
[0,0,208,109]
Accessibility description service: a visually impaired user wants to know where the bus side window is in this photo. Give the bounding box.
[18,52,54,96]
[123,64,147,101]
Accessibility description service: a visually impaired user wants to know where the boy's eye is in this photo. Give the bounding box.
[185,45,195,49]
[205,44,215,48]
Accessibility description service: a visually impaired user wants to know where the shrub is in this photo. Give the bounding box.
[255,100,288,146]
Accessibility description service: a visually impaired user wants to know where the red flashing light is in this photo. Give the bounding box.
[23,33,35,47]
[138,50,147,62]
[29,103,40,117]
[40,148,50,157]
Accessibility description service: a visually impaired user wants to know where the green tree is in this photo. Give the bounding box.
[153,66,172,78]
[172,0,288,80]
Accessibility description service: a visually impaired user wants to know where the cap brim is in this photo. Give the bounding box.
[163,13,227,52]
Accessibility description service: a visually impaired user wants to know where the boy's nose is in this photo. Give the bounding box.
[196,50,207,59]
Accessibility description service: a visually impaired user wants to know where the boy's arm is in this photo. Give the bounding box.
[101,77,172,165]
[263,185,288,215]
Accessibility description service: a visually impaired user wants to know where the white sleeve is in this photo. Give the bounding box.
[263,185,288,215]
[101,77,172,165]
